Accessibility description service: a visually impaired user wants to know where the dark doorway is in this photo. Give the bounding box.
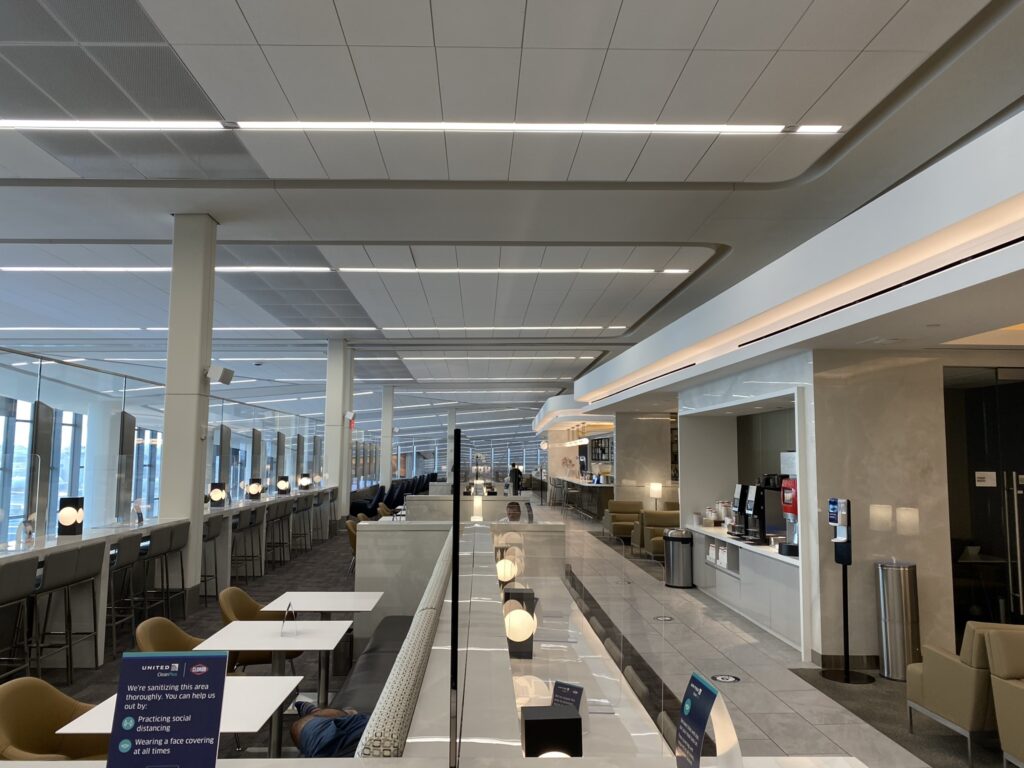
[944,367,1024,644]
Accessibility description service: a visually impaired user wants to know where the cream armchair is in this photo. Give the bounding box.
[987,630,1024,768]
[630,510,681,557]
[604,500,642,540]
[907,621,1024,766]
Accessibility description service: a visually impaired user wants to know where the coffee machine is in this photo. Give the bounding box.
[727,483,749,538]
[742,484,765,543]
[778,477,799,556]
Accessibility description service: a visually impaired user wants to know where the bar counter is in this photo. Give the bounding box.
[555,476,615,520]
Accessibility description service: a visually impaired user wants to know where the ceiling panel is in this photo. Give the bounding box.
[42,0,164,42]
[627,134,713,181]
[867,0,987,52]
[0,132,78,177]
[2,45,143,118]
[237,132,327,178]
[583,246,634,269]
[335,0,433,46]
[687,135,781,181]
[696,0,812,50]
[350,46,442,121]
[445,133,513,180]
[99,132,203,178]
[568,134,646,181]
[494,275,534,325]
[507,134,579,181]
[460,274,499,326]
[782,0,904,51]
[662,246,714,272]
[802,50,927,126]
[410,245,457,268]
[0,56,65,118]
[366,245,414,268]
[0,0,69,42]
[421,274,466,324]
[431,0,525,48]
[659,50,773,123]
[436,47,520,121]
[522,0,620,49]
[237,0,345,45]
[499,247,545,268]
[623,245,673,269]
[383,276,434,326]
[263,45,368,120]
[610,0,715,50]
[541,247,588,270]
[376,133,448,179]
[457,246,500,269]
[318,245,372,268]
[171,132,267,178]
[515,48,605,121]
[174,44,295,120]
[306,133,386,178]
[587,50,688,122]
[22,131,144,178]
[732,51,857,124]
[139,0,256,44]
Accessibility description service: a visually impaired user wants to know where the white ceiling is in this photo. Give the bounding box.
[0,0,1021,451]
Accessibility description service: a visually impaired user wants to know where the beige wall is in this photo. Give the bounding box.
[614,411,673,488]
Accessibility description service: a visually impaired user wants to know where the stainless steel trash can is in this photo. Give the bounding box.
[877,561,921,680]
[664,529,694,588]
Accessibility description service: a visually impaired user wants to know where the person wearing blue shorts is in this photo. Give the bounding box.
[291,702,370,757]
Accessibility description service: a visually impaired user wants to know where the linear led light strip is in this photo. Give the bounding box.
[0,119,841,135]
[0,266,689,275]
[0,325,619,333]
[580,193,1024,403]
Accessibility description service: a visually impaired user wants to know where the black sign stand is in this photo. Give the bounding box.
[821,498,874,685]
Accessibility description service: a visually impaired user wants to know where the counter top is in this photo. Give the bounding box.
[687,523,799,567]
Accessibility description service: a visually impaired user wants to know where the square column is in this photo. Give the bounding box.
[325,339,354,520]
[378,385,394,488]
[158,214,216,599]
[447,407,457,481]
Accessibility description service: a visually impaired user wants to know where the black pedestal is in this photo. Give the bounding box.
[521,704,583,757]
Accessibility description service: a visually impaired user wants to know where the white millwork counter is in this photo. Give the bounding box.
[687,524,801,649]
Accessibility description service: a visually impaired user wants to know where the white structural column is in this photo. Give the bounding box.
[325,339,354,520]
[447,407,457,480]
[158,214,217,598]
[378,385,394,488]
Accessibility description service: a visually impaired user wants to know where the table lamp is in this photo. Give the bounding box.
[246,478,263,500]
[209,482,227,507]
[276,475,291,495]
[496,557,518,584]
[649,482,663,512]
[298,473,312,489]
[57,496,84,536]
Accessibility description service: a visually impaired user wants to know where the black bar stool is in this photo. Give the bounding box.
[291,496,312,553]
[30,548,78,683]
[311,492,327,545]
[201,515,224,606]
[106,534,143,660]
[0,558,38,681]
[140,528,173,618]
[328,488,339,533]
[166,523,190,617]
[67,542,104,677]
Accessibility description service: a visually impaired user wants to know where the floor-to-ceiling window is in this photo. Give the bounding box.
[1,398,33,543]
[132,427,162,518]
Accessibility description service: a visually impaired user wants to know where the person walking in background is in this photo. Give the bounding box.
[509,463,523,495]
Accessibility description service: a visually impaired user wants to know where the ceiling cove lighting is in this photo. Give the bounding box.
[383,325,604,332]
[0,119,224,131]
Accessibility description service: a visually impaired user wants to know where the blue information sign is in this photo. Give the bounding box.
[107,651,229,768]
[675,673,719,768]
[551,680,584,711]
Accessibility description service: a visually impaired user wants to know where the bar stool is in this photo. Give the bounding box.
[166,523,190,617]
[30,548,79,683]
[563,484,581,518]
[107,534,143,660]
[328,488,339,532]
[68,542,104,675]
[0,558,38,681]
[231,508,255,583]
[201,515,224,606]
[311,492,327,545]
[291,496,312,553]
[264,502,289,569]
[140,528,173,618]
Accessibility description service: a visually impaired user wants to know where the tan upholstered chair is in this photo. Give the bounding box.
[988,630,1024,768]
[136,616,202,652]
[218,587,302,671]
[0,677,108,760]
[641,510,681,557]
[907,621,1024,765]
[604,500,642,539]
[377,503,394,517]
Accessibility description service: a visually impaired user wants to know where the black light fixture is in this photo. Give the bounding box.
[209,482,227,508]
[521,704,583,757]
[246,478,264,500]
[276,475,291,495]
[298,472,312,489]
[57,496,84,536]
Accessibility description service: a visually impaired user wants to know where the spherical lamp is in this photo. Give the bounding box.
[209,483,227,507]
[504,608,537,643]
[276,475,291,495]
[496,557,518,583]
[298,473,312,488]
[246,478,263,500]
[57,496,84,536]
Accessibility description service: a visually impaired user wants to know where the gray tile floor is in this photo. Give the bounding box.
[545,504,930,768]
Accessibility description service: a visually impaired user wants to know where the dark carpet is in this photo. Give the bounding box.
[56,531,355,757]
[791,667,1002,768]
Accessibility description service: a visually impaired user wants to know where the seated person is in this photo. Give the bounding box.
[291,702,370,757]
[498,501,522,523]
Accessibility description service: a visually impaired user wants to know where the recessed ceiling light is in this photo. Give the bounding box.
[218,357,325,361]
[383,325,603,331]
[398,355,579,361]
[104,357,168,362]
[237,120,794,135]
[0,119,224,131]
[795,125,842,134]
[663,269,691,274]
[338,267,655,274]
[0,326,143,331]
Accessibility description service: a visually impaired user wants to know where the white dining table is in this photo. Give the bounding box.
[261,590,383,618]
[196,620,351,757]
[57,675,303,736]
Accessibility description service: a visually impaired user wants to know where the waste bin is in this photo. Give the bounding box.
[664,529,694,588]
[876,561,921,680]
